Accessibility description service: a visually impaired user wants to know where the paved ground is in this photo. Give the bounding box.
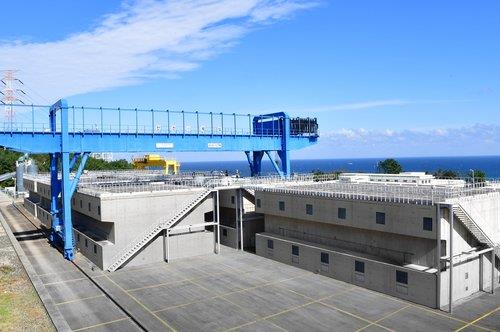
[0,195,54,331]
[3,201,499,332]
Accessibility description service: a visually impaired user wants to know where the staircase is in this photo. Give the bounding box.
[453,205,498,256]
[107,189,212,272]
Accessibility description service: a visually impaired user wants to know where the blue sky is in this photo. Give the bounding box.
[1,0,499,161]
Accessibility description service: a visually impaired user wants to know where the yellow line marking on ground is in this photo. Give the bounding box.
[72,317,131,331]
[128,264,269,293]
[54,294,105,306]
[355,304,411,332]
[317,300,395,332]
[43,277,87,286]
[224,286,362,332]
[357,285,492,331]
[455,306,500,332]
[103,275,177,332]
[153,273,311,313]
[266,321,289,332]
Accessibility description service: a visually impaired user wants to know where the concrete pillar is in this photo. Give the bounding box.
[436,203,441,309]
[216,190,220,254]
[449,205,454,313]
[492,250,495,294]
[239,189,244,251]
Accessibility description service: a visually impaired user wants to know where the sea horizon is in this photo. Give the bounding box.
[180,155,500,178]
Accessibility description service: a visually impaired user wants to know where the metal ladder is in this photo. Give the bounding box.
[107,189,211,272]
[453,204,498,256]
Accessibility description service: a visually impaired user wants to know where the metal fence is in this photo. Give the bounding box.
[23,170,500,202]
[257,180,500,205]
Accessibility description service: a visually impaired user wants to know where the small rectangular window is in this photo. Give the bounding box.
[85,239,88,247]
[231,196,235,204]
[72,197,76,205]
[279,201,285,211]
[292,245,299,256]
[80,200,82,208]
[376,212,385,225]
[267,239,274,249]
[222,228,227,237]
[355,260,365,273]
[256,198,261,208]
[338,207,346,220]
[396,270,408,284]
[77,233,80,242]
[321,252,329,264]
[306,204,313,215]
[88,202,91,212]
[97,206,101,216]
[93,244,97,254]
[465,272,468,280]
[423,217,433,231]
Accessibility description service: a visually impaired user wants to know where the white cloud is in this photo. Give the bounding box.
[294,123,500,159]
[0,0,317,103]
[286,98,473,114]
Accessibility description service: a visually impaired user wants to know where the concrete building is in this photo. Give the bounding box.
[22,171,499,311]
[253,177,499,310]
[23,172,217,270]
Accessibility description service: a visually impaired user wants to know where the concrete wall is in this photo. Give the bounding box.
[219,225,238,249]
[168,231,215,261]
[457,194,500,245]
[265,215,437,266]
[256,233,437,308]
[256,191,438,240]
[439,253,500,307]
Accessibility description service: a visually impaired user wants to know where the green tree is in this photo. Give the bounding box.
[377,158,402,174]
[468,169,486,184]
[433,169,458,179]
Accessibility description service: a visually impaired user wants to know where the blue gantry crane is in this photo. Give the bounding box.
[0,99,318,260]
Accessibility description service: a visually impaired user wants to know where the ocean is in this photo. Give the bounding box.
[181,156,500,178]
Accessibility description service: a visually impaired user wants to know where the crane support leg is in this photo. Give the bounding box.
[265,151,284,178]
[245,151,264,176]
[49,153,61,244]
[277,149,290,179]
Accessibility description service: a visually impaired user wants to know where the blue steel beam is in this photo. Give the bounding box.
[0,132,315,153]
[2,99,318,261]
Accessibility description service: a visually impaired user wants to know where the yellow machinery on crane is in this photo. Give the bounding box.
[132,154,180,174]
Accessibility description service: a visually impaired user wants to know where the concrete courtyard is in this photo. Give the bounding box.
[2,201,499,332]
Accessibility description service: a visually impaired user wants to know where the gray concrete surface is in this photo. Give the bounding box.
[4,201,499,332]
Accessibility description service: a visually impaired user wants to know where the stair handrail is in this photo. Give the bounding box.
[455,203,496,247]
[107,188,211,271]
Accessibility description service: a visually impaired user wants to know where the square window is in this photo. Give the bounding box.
[306,204,313,215]
[376,212,385,225]
[267,239,274,249]
[231,196,235,204]
[256,198,261,208]
[279,201,285,211]
[222,229,227,237]
[93,244,97,254]
[292,245,299,256]
[321,252,329,264]
[355,260,365,273]
[423,217,433,231]
[396,270,408,284]
[338,207,346,220]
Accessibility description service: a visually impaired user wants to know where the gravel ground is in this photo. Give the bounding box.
[0,219,54,331]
